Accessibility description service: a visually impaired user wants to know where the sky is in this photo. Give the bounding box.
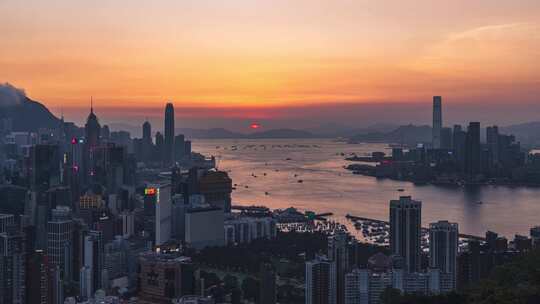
[1,0,539,131]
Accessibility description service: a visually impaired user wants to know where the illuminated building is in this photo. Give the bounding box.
[144,183,172,246]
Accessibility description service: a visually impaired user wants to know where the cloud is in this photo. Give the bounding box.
[0,83,27,107]
[410,22,540,78]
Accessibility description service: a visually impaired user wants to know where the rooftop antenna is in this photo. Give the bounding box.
[90,96,94,113]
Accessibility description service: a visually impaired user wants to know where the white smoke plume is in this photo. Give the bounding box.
[0,83,27,107]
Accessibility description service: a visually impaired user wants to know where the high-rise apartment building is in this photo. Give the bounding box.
[429,221,458,290]
[390,196,422,273]
[306,255,336,304]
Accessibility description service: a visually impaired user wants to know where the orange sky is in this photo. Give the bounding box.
[1,0,539,122]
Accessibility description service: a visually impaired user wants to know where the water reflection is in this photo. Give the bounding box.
[193,138,540,238]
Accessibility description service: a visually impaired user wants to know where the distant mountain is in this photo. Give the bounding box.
[247,128,315,139]
[0,97,61,132]
[349,124,432,145]
[501,121,540,147]
[176,128,244,139]
[306,122,399,137]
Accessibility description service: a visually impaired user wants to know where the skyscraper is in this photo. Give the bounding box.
[486,125,500,166]
[164,103,175,166]
[328,232,349,304]
[47,206,74,285]
[306,255,336,304]
[143,120,152,144]
[85,103,101,149]
[0,225,26,304]
[432,96,442,149]
[390,196,422,273]
[142,120,153,162]
[144,183,172,246]
[429,221,458,290]
[26,249,49,304]
[452,125,466,172]
[465,122,481,179]
[81,230,104,299]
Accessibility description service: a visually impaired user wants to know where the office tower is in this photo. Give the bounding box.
[452,125,466,172]
[184,140,192,158]
[306,255,335,304]
[144,183,172,246]
[259,263,277,304]
[30,144,62,192]
[328,232,349,304]
[389,196,422,273]
[429,221,458,290]
[138,253,195,304]
[164,103,175,166]
[85,104,101,148]
[84,104,101,183]
[81,230,103,299]
[432,96,442,149]
[465,122,481,179]
[530,226,540,248]
[175,134,185,160]
[486,126,500,166]
[155,131,164,161]
[198,171,233,213]
[0,225,26,304]
[344,269,369,304]
[142,120,153,161]
[101,125,110,142]
[26,249,49,304]
[119,211,134,238]
[47,206,74,284]
[185,205,225,249]
[0,214,15,233]
[143,120,152,144]
[49,265,64,304]
[440,127,452,150]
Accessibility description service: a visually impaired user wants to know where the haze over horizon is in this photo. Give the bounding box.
[1,0,540,131]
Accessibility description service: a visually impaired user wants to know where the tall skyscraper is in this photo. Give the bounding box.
[26,249,49,304]
[452,125,467,172]
[465,122,481,179]
[328,232,349,304]
[85,103,101,149]
[164,102,175,166]
[429,221,458,290]
[142,120,152,144]
[0,225,26,304]
[390,196,422,273]
[47,206,74,285]
[80,230,104,299]
[306,255,336,304]
[84,103,101,183]
[142,120,153,162]
[432,96,442,149]
[486,125,500,166]
[144,183,172,246]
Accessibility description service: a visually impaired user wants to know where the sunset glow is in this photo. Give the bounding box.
[1,0,539,125]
